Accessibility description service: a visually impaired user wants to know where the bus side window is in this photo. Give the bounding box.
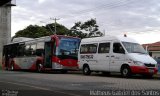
[25,45,30,56]
[36,42,44,56]
[113,43,125,54]
[30,44,36,55]
[18,44,25,57]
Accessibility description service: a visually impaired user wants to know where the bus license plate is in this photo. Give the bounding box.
[148,69,154,73]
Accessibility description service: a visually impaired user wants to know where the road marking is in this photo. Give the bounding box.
[0,80,82,96]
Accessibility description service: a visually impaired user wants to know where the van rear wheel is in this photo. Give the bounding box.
[121,66,132,78]
[83,65,91,75]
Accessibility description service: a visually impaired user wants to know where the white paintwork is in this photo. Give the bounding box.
[127,53,157,64]
[12,37,35,43]
[78,35,157,73]
[14,56,37,69]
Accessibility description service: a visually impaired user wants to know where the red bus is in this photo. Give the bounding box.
[2,35,80,73]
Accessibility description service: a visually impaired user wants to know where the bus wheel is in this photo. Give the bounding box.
[37,64,43,73]
[121,66,132,78]
[11,64,14,71]
[83,65,91,75]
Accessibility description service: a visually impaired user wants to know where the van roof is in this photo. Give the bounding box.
[81,35,138,43]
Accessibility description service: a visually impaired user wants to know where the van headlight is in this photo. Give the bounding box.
[133,61,144,66]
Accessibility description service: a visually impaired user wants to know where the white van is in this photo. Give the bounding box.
[78,35,158,77]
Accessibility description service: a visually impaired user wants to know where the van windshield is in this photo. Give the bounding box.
[122,42,147,54]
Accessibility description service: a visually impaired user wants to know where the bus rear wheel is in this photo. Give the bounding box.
[11,64,14,71]
[37,64,43,73]
[83,65,91,75]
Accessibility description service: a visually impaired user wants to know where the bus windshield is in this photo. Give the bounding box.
[122,42,147,54]
[57,38,80,59]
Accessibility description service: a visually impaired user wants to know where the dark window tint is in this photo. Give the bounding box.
[98,43,110,53]
[18,44,25,56]
[113,43,125,54]
[80,44,97,54]
[36,42,44,56]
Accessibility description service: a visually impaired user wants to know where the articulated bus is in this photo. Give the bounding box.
[2,35,80,73]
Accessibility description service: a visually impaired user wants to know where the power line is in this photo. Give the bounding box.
[55,0,136,19]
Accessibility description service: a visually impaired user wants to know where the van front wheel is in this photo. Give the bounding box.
[121,66,132,78]
[83,65,91,75]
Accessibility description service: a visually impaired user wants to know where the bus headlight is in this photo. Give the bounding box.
[133,61,144,66]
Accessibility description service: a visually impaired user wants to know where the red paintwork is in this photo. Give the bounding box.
[51,35,60,46]
[29,57,43,70]
[13,63,21,70]
[29,63,37,70]
[130,66,158,74]
[2,61,5,70]
[52,56,78,67]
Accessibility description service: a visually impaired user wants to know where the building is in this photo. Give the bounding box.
[143,42,160,59]
[0,0,16,65]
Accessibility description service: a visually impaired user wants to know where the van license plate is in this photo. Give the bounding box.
[148,69,154,73]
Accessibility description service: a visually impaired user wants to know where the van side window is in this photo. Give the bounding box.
[113,43,125,54]
[98,43,110,53]
[80,44,97,54]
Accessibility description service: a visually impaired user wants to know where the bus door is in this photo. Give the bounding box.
[44,42,52,68]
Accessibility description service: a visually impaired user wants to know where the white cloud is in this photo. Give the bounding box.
[11,0,160,43]
[38,0,46,4]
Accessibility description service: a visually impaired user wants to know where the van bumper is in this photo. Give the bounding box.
[130,66,158,75]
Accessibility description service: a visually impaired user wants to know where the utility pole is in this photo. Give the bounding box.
[40,21,54,34]
[50,18,60,34]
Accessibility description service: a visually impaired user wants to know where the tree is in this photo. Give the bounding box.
[13,23,70,39]
[13,19,103,40]
[70,22,88,38]
[13,25,49,38]
[81,19,103,37]
[45,23,70,35]
[70,19,103,38]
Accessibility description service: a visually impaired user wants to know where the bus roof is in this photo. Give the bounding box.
[5,35,80,46]
[81,35,138,44]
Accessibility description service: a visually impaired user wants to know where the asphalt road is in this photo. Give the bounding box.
[0,70,160,96]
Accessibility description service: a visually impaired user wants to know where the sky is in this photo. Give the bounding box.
[11,0,160,44]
